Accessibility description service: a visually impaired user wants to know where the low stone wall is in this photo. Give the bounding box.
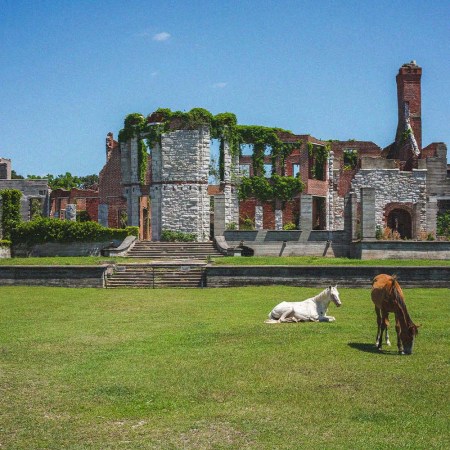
[0,265,111,288]
[12,240,123,257]
[206,266,450,288]
[222,230,350,257]
[352,240,450,260]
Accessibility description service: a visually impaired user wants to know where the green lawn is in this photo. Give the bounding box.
[0,255,449,266]
[1,286,449,449]
[212,255,450,266]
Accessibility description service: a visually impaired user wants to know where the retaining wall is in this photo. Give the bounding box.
[351,240,450,260]
[206,266,450,288]
[0,266,110,288]
[12,241,122,257]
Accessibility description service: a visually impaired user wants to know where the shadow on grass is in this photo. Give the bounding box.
[348,342,399,356]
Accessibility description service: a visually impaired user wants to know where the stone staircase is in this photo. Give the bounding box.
[125,241,223,260]
[105,263,207,289]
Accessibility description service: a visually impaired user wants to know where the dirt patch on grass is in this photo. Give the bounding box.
[150,420,256,449]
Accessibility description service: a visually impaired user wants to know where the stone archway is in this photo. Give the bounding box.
[387,208,412,239]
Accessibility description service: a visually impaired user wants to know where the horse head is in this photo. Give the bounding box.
[328,285,342,307]
[401,324,419,355]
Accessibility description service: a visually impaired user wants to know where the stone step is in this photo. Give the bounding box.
[125,241,223,260]
[105,263,206,289]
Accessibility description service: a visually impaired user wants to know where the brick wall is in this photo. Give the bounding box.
[98,134,127,228]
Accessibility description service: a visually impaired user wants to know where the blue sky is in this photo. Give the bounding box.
[1,0,449,177]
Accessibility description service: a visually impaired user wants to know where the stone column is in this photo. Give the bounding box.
[345,191,358,241]
[66,204,77,221]
[361,187,376,240]
[300,194,312,240]
[327,151,334,230]
[426,196,438,235]
[98,204,108,227]
[275,209,283,230]
[214,193,226,236]
[255,204,263,230]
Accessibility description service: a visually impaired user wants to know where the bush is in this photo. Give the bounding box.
[239,217,254,230]
[76,210,91,222]
[437,211,450,238]
[10,218,137,246]
[0,189,22,240]
[0,239,11,247]
[161,229,196,242]
[283,222,297,231]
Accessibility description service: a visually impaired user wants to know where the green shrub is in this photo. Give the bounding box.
[10,218,137,246]
[0,189,22,240]
[437,210,450,238]
[0,239,11,247]
[76,210,91,222]
[161,229,196,242]
[124,226,139,237]
[283,222,297,231]
[239,217,255,230]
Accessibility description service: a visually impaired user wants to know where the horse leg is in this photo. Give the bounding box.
[279,306,295,323]
[375,307,382,349]
[395,317,404,354]
[385,328,391,347]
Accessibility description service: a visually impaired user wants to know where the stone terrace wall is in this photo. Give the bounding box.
[0,266,110,288]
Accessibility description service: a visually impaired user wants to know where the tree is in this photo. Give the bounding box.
[11,170,24,179]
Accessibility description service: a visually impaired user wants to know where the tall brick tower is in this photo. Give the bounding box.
[385,61,422,169]
[396,60,422,150]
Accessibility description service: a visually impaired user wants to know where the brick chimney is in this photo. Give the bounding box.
[396,61,422,150]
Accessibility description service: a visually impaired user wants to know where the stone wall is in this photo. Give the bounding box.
[351,168,427,234]
[351,240,450,260]
[0,266,109,288]
[206,265,450,288]
[223,229,349,257]
[150,127,211,241]
[0,179,50,225]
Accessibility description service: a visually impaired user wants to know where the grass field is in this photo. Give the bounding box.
[0,255,449,266]
[1,286,449,449]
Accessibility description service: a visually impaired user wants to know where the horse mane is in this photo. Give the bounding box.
[390,277,418,336]
[312,287,331,302]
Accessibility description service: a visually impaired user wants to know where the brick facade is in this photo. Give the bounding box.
[50,188,99,221]
[98,133,127,228]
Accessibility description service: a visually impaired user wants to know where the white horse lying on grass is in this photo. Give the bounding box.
[265,285,342,323]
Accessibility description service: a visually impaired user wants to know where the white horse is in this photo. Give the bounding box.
[265,285,342,323]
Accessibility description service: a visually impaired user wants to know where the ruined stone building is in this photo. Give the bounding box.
[101,61,448,243]
[0,158,50,226]
[3,62,447,249]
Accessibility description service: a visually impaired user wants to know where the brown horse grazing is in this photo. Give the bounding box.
[371,274,419,355]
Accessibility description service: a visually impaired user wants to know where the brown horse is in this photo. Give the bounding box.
[371,274,419,355]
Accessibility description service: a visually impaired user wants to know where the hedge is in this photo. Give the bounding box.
[10,218,138,246]
[161,229,196,242]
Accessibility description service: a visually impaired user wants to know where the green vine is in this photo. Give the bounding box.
[117,113,146,142]
[118,107,302,186]
[138,140,148,185]
[238,175,304,203]
[308,142,330,180]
